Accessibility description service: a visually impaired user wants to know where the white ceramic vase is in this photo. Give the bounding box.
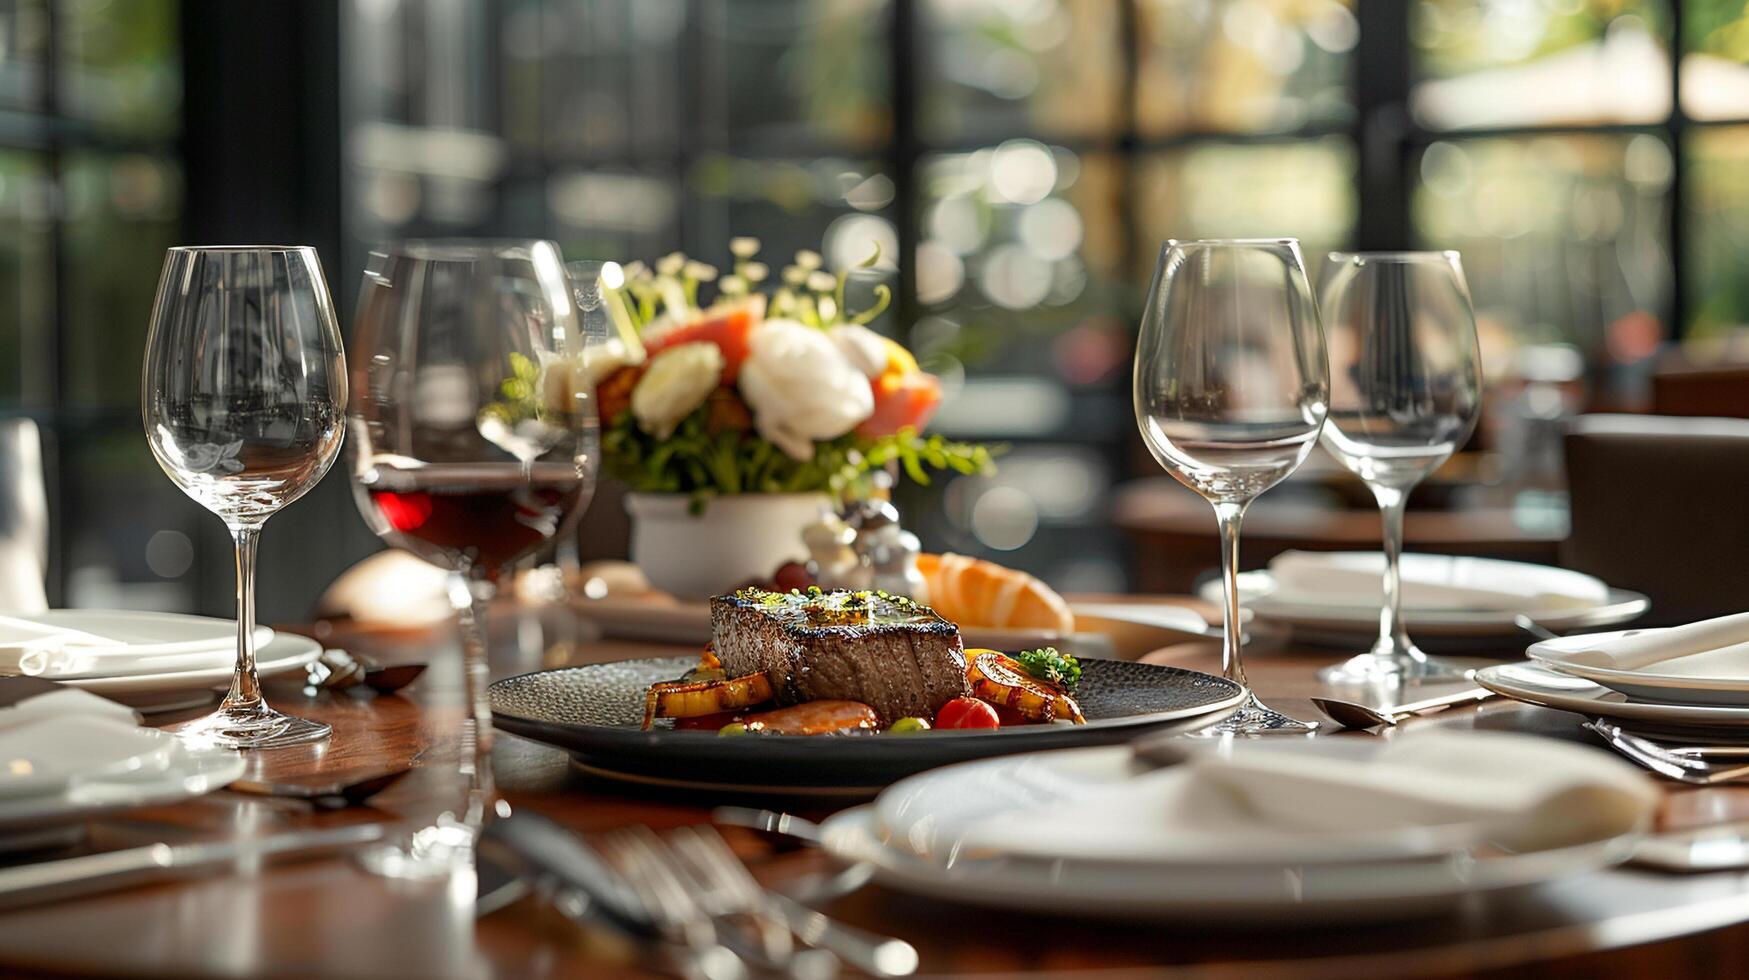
[624,492,830,599]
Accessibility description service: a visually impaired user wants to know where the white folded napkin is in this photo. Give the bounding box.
[1547,611,1749,676]
[969,731,1655,864]
[0,678,151,799]
[1267,551,1610,612]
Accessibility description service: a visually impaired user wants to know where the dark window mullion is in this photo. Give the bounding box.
[1668,0,1688,340]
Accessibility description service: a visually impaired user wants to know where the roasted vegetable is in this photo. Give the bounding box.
[966,651,1085,724]
[642,671,775,730]
[934,696,1000,729]
[739,700,881,736]
[1014,647,1081,692]
[887,716,932,734]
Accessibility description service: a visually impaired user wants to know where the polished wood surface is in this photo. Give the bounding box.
[3,603,1749,979]
[1114,479,1565,594]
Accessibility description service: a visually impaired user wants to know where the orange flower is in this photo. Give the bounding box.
[596,364,643,425]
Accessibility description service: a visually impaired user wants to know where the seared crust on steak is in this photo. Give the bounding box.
[710,589,970,722]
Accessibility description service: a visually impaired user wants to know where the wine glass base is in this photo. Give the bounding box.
[1185,695,1319,737]
[1318,651,1472,688]
[356,814,479,881]
[171,702,331,750]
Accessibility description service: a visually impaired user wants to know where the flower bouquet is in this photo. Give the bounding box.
[593,238,994,597]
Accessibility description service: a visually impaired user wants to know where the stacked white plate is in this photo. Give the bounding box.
[1478,614,1749,731]
[1202,552,1649,640]
[0,684,244,849]
[0,610,323,713]
[820,732,1654,924]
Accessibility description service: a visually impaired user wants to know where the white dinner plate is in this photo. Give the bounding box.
[820,745,1639,924]
[570,596,1213,656]
[0,724,243,838]
[1527,630,1749,707]
[1201,573,1648,639]
[1476,661,1749,727]
[1,609,273,679]
[51,633,323,711]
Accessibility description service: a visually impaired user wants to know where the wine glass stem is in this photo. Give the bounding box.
[1373,485,1417,660]
[449,573,497,828]
[1212,499,1250,690]
[223,524,264,709]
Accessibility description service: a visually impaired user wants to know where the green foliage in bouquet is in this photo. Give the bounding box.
[602,402,997,510]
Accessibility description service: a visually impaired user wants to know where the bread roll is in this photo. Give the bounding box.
[915,553,1073,634]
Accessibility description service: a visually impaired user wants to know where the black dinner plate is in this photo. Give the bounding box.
[489,657,1246,793]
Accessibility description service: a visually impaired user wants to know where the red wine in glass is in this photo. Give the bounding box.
[359,462,589,578]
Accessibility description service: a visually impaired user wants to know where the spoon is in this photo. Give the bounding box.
[1312,686,1496,730]
[1513,615,1560,643]
[227,767,414,809]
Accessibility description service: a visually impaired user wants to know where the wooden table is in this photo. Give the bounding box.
[4,601,1749,978]
[1114,479,1567,594]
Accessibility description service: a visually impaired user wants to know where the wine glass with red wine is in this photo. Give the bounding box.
[347,240,599,879]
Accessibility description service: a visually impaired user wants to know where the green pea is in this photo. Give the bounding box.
[887,717,931,734]
[718,722,750,737]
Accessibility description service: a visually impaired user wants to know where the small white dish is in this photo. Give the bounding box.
[1528,630,1749,707]
[1476,661,1749,727]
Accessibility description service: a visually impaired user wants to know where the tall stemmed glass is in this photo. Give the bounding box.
[1316,251,1483,687]
[1134,239,1330,735]
[143,247,346,748]
[348,240,598,878]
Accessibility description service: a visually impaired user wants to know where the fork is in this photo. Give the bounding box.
[599,828,749,980]
[1585,720,1749,785]
[674,825,919,978]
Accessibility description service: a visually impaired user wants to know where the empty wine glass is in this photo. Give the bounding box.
[348,240,599,878]
[1316,251,1483,687]
[1134,239,1329,735]
[142,246,346,749]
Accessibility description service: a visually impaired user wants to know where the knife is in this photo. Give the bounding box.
[0,823,385,910]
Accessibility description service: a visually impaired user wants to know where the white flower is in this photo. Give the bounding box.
[828,323,889,378]
[729,237,761,259]
[632,342,723,438]
[738,319,874,461]
[718,274,749,296]
[684,260,718,282]
[740,262,769,283]
[794,249,823,271]
[621,260,651,281]
[781,265,807,287]
[805,270,837,293]
[655,251,686,276]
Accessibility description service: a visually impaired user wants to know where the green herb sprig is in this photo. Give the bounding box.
[1015,647,1081,692]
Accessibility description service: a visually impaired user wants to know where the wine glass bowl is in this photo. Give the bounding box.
[1315,251,1483,688]
[1134,239,1329,736]
[142,245,346,749]
[347,239,598,878]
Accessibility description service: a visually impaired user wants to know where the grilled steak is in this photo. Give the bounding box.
[710,588,970,722]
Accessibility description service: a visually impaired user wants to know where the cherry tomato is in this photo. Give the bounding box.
[934,696,1000,730]
[772,561,813,592]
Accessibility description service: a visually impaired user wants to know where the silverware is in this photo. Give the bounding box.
[601,828,751,980]
[1513,615,1560,642]
[0,823,384,910]
[675,825,917,978]
[1585,720,1749,784]
[228,767,414,809]
[1312,687,1496,730]
[478,813,661,942]
[711,807,824,846]
[1633,820,1749,872]
[305,649,427,695]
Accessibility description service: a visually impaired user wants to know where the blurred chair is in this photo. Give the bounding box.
[1562,414,1749,626]
[0,419,49,612]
